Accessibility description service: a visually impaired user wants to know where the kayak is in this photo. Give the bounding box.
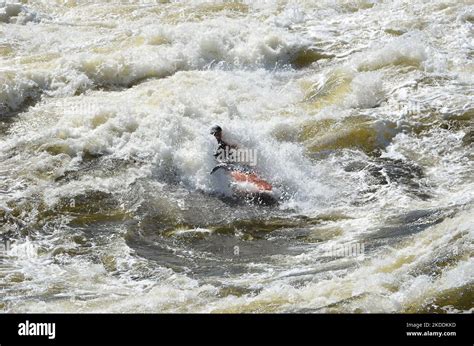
[229,171,273,191]
[210,163,277,204]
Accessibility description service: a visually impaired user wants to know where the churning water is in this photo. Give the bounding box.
[0,0,473,312]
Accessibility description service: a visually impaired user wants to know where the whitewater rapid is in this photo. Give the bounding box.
[0,0,472,313]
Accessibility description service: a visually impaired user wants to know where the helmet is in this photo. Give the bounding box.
[210,125,222,135]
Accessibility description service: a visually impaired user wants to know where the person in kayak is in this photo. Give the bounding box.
[210,125,273,192]
[210,125,238,163]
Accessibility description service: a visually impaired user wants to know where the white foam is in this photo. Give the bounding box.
[0,0,472,313]
[0,2,42,24]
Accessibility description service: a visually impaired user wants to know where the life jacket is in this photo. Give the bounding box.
[214,138,235,161]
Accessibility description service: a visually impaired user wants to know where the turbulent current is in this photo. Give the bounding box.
[0,0,473,313]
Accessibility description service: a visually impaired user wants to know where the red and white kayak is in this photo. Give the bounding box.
[229,170,273,192]
[211,163,277,204]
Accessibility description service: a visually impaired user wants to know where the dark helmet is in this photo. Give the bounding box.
[210,125,222,135]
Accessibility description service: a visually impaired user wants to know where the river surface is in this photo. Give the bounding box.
[0,0,473,313]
